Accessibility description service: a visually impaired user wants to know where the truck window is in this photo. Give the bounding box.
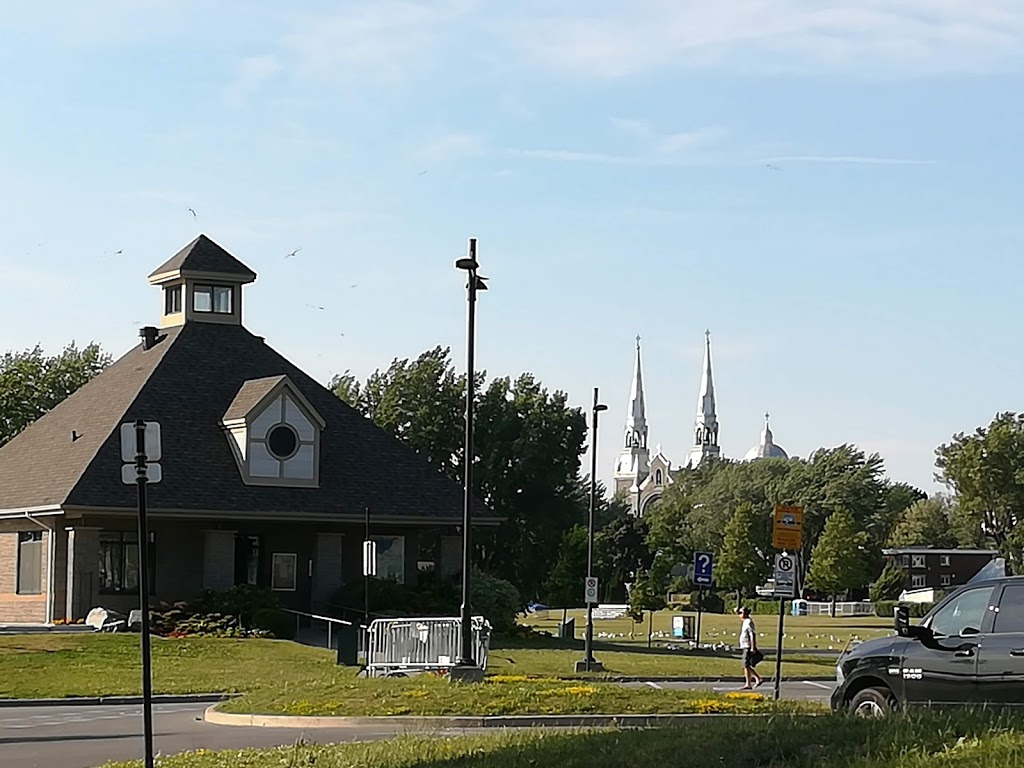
[929,586,995,637]
[994,584,1024,633]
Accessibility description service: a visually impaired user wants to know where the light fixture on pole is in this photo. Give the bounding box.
[453,237,487,680]
[576,387,608,673]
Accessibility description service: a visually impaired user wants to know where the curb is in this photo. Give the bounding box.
[204,706,788,729]
[0,693,239,708]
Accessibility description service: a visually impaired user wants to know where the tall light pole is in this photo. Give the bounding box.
[454,237,487,676]
[578,387,608,673]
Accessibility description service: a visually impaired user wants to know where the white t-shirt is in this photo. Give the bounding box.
[739,617,756,649]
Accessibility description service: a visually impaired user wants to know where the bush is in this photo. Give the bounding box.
[689,590,727,614]
[197,585,279,627]
[747,599,792,615]
[874,600,935,619]
[470,572,521,633]
[250,608,296,640]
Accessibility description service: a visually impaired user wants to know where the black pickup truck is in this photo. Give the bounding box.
[831,576,1024,715]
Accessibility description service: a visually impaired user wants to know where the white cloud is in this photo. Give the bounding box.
[508,0,1024,77]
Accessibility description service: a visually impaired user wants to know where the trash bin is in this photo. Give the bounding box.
[336,623,358,666]
[791,599,808,617]
[558,618,576,640]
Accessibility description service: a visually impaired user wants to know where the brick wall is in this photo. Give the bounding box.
[0,524,50,624]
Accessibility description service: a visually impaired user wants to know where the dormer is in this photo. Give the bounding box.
[221,375,326,487]
[148,234,257,329]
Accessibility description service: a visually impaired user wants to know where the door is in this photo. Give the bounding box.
[900,585,996,706]
[975,581,1024,704]
[312,534,344,610]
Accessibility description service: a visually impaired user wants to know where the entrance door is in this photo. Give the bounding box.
[312,534,344,610]
[975,581,1024,704]
[901,585,996,706]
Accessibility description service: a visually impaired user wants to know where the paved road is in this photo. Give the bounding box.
[0,703,476,768]
[1,682,839,768]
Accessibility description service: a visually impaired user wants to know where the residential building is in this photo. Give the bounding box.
[883,547,998,591]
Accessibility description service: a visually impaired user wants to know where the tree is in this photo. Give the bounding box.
[329,349,587,600]
[542,525,588,607]
[1,342,111,447]
[808,509,874,615]
[936,412,1024,573]
[876,481,928,546]
[869,560,907,602]
[887,497,958,548]
[594,513,652,603]
[716,503,771,607]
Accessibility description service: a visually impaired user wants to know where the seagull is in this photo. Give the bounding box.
[286,248,301,259]
[187,208,197,218]
[306,304,325,311]
[766,163,782,171]
[349,284,358,288]
[417,170,428,176]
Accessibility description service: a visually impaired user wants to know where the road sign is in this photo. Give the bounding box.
[362,540,377,577]
[692,551,714,586]
[584,576,599,604]
[121,422,162,463]
[121,463,162,485]
[772,505,804,550]
[773,552,796,598]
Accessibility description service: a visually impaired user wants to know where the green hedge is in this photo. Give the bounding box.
[875,600,935,618]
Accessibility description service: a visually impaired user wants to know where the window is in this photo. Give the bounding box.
[99,532,155,594]
[271,553,297,591]
[940,555,951,567]
[941,574,952,587]
[655,469,663,485]
[911,555,926,569]
[911,574,926,588]
[371,536,406,583]
[193,285,233,314]
[928,586,995,637]
[994,583,1024,634]
[17,531,43,595]
[164,285,182,315]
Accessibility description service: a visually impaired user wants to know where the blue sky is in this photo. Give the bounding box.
[2,1,1024,494]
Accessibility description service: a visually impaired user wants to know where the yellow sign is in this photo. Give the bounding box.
[772,505,804,550]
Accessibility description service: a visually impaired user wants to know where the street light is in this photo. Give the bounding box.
[577,387,608,673]
[454,237,487,678]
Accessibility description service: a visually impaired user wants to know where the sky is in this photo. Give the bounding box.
[2,0,1024,495]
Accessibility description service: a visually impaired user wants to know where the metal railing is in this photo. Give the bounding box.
[282,609,353,650]
[365,616,491,677]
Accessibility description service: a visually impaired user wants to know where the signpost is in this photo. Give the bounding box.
[120,420,160,768]
[692,552,714,646]
[770,505,802,702]
[584,576,599,604]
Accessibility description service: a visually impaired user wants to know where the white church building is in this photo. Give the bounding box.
[613,332,789,516]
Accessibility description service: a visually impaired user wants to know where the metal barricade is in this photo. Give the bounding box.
[365,616,491,677]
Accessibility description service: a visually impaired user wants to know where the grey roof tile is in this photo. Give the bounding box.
[148,234,257,280]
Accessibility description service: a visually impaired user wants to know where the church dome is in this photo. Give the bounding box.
[744,413,788,461]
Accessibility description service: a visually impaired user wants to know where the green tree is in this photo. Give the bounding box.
[808,509,874,615]
[886,496,958,548]
[936,412,1024,573]
[327,370,362,409]
[715,503,770,607]
[594,513,652,602]
[1,342,111,447]
[541,525,588,607]
[876,481,928,545]
[869,560,908,602]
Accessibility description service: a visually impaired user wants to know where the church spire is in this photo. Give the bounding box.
[614,335,651,505]
[687,330,721,467]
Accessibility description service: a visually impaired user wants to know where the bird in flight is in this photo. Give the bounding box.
[286,248,301,259]
[350,283,358,288]
[306,304,325,311]
[417,170,428,176]
[188,208,197,218]
[766,163,782,171]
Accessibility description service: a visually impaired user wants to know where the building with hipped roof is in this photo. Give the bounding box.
[0,234,497,624]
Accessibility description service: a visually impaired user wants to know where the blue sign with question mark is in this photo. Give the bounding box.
[693,551,714,586]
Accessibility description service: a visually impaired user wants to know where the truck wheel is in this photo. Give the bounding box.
[848,686,896,717]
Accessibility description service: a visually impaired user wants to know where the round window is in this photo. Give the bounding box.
[266,424,299,460]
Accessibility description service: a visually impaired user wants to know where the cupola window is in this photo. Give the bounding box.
[194,285,233,314]
[164,285,182,315]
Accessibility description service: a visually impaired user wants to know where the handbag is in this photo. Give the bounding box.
[748,649,764,667]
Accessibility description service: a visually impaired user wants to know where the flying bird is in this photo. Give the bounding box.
[306,304,325,311]
[349,284,358,288]
[187,208,197,218]
[766,163,782,171]
[286,248,301,259]
[417,170,428,176]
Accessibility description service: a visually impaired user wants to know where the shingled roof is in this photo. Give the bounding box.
[0,323,495,523]
[148,234,257,280]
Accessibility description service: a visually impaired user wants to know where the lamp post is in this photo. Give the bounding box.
[577,387,608,673]
[454,237,487,677]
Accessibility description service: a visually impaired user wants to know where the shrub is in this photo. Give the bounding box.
[197,585,279,627]
[874,600,935,619]
[251,608,296,640]
[470,572,521,633]
[689,590,727,614]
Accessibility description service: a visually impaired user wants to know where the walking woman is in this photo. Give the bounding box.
[738,607,763,689]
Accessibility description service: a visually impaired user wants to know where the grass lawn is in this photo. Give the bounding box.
[100,710,1024,767]
[522,609,893,652]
